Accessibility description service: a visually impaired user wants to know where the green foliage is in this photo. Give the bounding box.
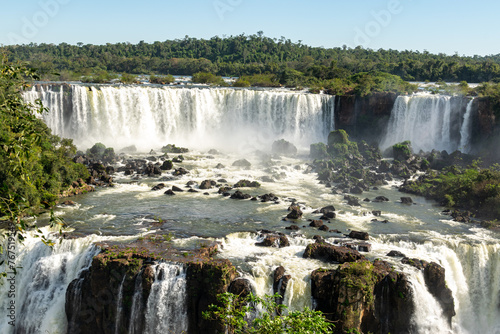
[392,141,412,161]
[310,143,329,160]
[149,74,174,84]
[203,292,333,333]
[0,57,88,258]
[120,73,137,84]
[402,166,500,220]
[81,70,117,83]
[233,78,251,87]
[192,72,227,86]
[238,74,280,87]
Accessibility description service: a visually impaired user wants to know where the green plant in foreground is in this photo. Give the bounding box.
[203,292,333,333]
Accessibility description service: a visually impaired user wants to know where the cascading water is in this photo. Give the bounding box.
[24,84,335,151]
[0,231,101,334]
[144,262,188,334]
[459,98,475,153]
[380,94,471,153]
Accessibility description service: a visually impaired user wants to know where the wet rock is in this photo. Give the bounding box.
[234,179,261,188]
[228,278,253,299]
[259,193,279,202]
[188,189,199,193]
[372,210,382,216]
[61,200,76,206]
[319,225,330,232]
[172,185,184,192]
[424,262,456,324]
[173,167,189,176]
[164,189,175,196]
[386,250,406,257]
[214,163,225,169]
[160,160,173,170]
[230,190,251,200]
[199,180,214,190]
[151,183,166,191]
[357,243,371,252]
[232,159,251,168]
[285,225,300,231]
[373,196,389,202]
[172,155,184,163]
[286,205,303,220]
[451,210,471,223]
[303,241,366,263]
[271,139,298,156]
[273,266,291,307]
[218,186,232,194]
[256,232,290,248]
[363,198,371,202]
[350,186,364,194]
[344,195,361,206]
[400,196,413,204]
[320,205,336,213]
[309,220,324,228]
[320,211,336,220]
[348,230,369,241]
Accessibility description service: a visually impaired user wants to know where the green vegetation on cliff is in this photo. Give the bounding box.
[400,165,500,222]
[0,58,89,245]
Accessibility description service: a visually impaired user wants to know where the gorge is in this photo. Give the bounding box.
[1,83,499,334]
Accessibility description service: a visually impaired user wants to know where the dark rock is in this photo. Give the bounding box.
[402,257,428,270]
[344,195,361,206]
[173,168,189,176]
[256,232,290,248]
[218,186,232,194]
[151,183,166,191]
[400,196,413,204]
[286,205,303,220]
[320,211,336,220]
[188,189,199,193]
[372,210,382,216]
[234,179,261,188]
[319,225,330,232]
[309,220,324,228]
[61,200,76,206]
[358,243,371,252]
[303,241,366,263]
[230,190,251,200]
[350,186,364,194]
[199,180,214,190]
[285,225,300,231]
[160,160,173,170]
[214,163,225,169]
[363,198,371,202]
[373,196,389,202]
[320,205,336,213]
[273,266,291,307]
[164,189,175,196]
[259,193,279,202]
[386,250,406,257]
[228,278,253,299]
[172,155,184,163]
[172,186,184,192]
[424,262,456,324]
[232,159,251,168]
[348,230,370,241]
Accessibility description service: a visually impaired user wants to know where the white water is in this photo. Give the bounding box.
[128,270,145,334]
[144,262,188,333]
[24,84,335,151]
[0,230,104,334]
[459,99,475,153]
[381,94,470,153]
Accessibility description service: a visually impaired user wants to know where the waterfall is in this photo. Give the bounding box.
[0,231,101,334]
[24,84,336,152]
[128,270,145,334]
[114,276,126,334]
[380,94,470,153]
[459,98,475,153]
[144,262,188,333]
[374,236,500,334]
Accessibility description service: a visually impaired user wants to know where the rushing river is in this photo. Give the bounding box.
[0,85,497,333]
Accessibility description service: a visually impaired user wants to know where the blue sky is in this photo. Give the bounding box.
[1,0,499,56]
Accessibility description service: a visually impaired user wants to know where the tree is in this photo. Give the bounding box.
[203,292,333,333]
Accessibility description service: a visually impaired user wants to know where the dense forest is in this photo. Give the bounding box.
[2,32,500,83]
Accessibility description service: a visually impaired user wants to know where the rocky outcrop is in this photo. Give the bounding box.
[311,260,415,334]
[303,240,366,263]
[271,139,298,156]
[65,235,237,334]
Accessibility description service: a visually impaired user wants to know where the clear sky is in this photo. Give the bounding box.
[1,0,499,56]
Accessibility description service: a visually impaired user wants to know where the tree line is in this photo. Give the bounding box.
[2,32,500,83]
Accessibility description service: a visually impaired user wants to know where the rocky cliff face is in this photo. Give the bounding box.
[65,235,237,334]
[335,92,398,143]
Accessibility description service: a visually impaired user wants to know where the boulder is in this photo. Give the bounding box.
[232,159,251,168]
[228,278,253,299]
[273,266,291,307]
[256,232,290,248]
[303,241,366,263]
[173,168,189,176]
[164,189,175,196]
[373,196,389,202]
[214,163,225,169]
[272,139,298,156]
[233,179,261,188]
[286,205,303,220]
[151,183,166,191]
[160,160,173,170]
[259,193,279,202]
[230,190,251,200]
[344,195,361,206]
[386,250,406,257]
[285,225,300,231]
[400,196,413,204]
[199,180,214,190]
[372,210,382,216]
[172,185,184,192]
[309,220,324,228]
[349,230,369,241]
[320,211,336,220]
